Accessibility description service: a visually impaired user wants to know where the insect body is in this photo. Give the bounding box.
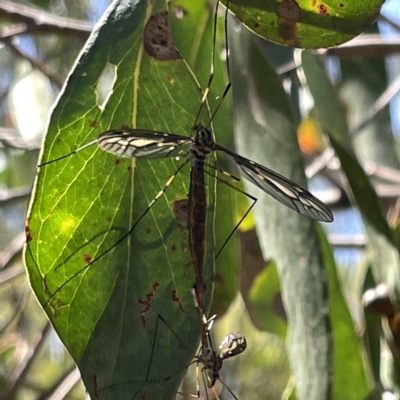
[194,313,247,398]
[96,312,246,399]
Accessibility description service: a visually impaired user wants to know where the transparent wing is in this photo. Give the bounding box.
[98,129,192,159]
[215,144,333,222]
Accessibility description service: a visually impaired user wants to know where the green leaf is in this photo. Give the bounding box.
[319,226,369,399]
[223,0,384,48]
[229,20,333,400]
[24,1,216,399]
[362,266,381,382]
[249,260,287,338]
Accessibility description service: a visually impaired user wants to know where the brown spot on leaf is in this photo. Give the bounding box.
[144,12,182,60]
[138,282,160,325]
[278,21,299,46]
[172,289,185,313]
[173,198,189,221]
[82,254,92,264]
[172,289,179,302]
[89,120,98,128]
[277,0,301,46]
[25,225,32,242]
[93,375,99,400]
[318,4,330,15]
[277,0,301,22]
[49,296,66,316]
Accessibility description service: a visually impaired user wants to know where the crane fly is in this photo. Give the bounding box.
[33,0,333,311]
[97,311,247,400]
[93,0,333,311]
[188,312,247,399]
[92,2,333,287]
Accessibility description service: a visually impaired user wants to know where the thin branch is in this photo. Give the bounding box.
[1,37,63,87]
[2,323,52,400]
[305,70,400,182]
[305,147,336,179]
[0,23,27,38]
[0,231,25,270]
[364,162,400,184]
[38,367,82,400]
[0,128,41,150]
[0,0,93,39]
[0,187,32,204]
[0,263,25,283]
[0,287,29,332]
[328,233,366,248]
[350,73,400,137]
[326,34,400,58]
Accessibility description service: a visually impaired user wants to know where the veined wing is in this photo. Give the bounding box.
[219,332,247,360]
[98,129,192,158]
[214,144,333,223]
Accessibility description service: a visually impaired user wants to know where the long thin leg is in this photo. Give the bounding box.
[43,159,190,307]
[203,167,258,260]
[208,1,231,124]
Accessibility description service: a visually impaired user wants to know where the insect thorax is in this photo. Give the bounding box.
[199,344,223,379]
[191,124,214,159]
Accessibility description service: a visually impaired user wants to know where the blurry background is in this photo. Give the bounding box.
[0,0,399,399]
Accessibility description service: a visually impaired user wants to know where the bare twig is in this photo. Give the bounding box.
[327,34,400,58]
[328,233,366,248]
[0,287,29,332]
[0,232,25,270]
[38,367,81,400]
[364,162,400,184]
[0,0,93,39]
[0,129,41,150]
[0,262,25,283]
[350,73,400,137]
[0,187,32,204]
[1,37,63,87]
[305,64,400,181]
[2,323,52,400]
[0,23,26,38]
[306,148,336,179]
